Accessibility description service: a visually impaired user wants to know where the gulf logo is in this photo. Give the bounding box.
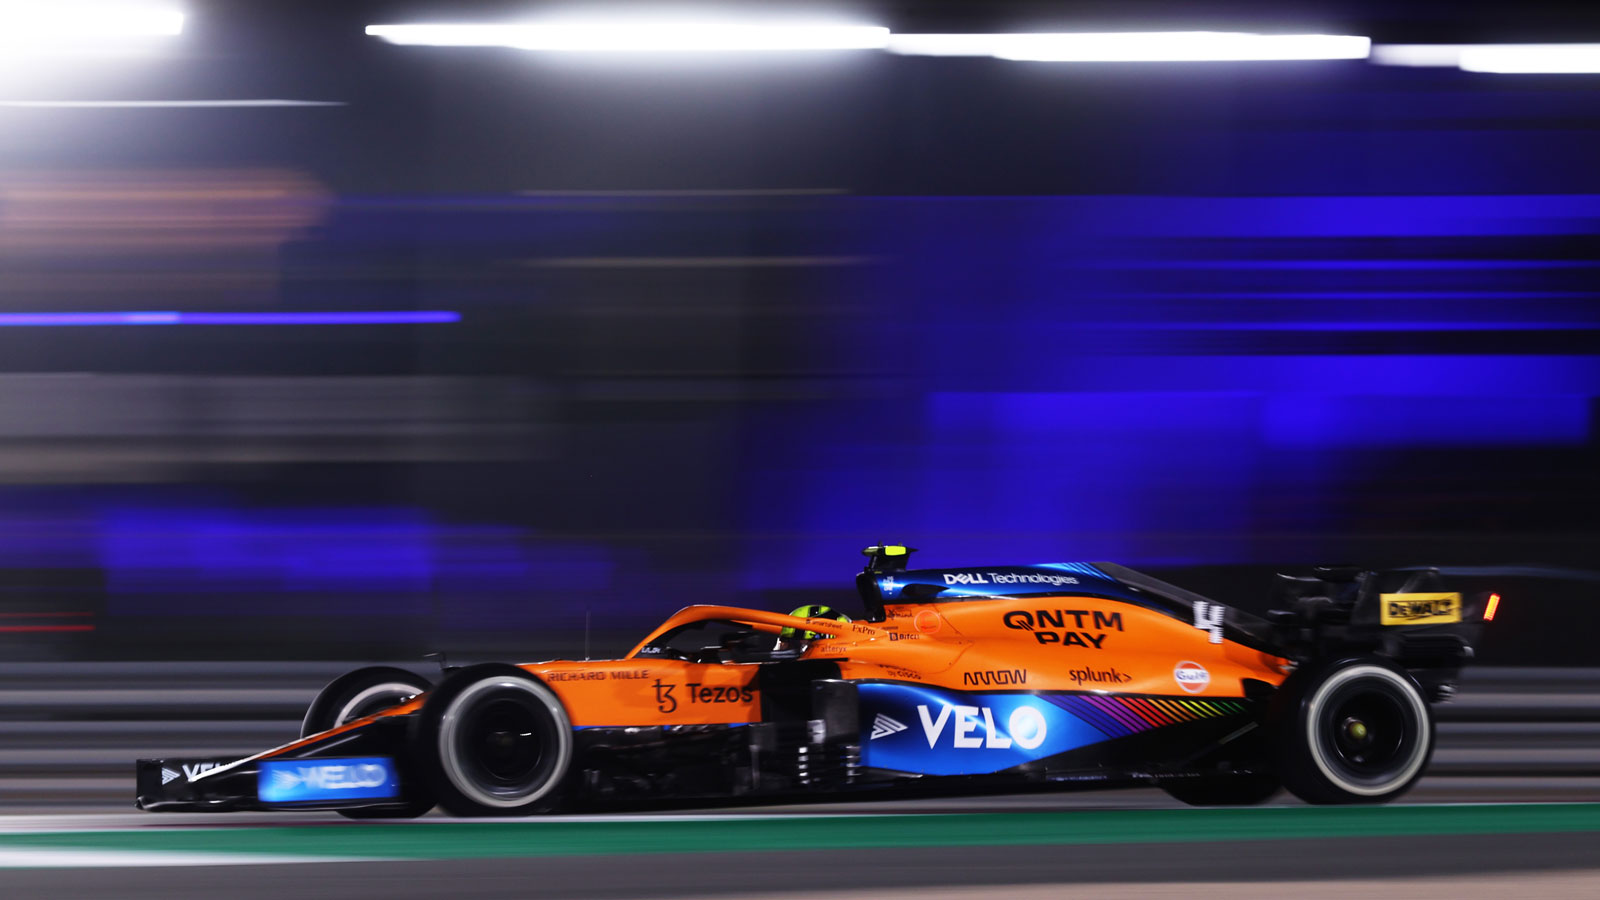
[1173,661,1210,694]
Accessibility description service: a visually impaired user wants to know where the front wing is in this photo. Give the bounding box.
[136,754,410,811]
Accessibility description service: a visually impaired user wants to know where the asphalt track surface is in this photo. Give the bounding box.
[2,789,1598,899]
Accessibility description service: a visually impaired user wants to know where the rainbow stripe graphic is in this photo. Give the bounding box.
[1043,695,1247,740]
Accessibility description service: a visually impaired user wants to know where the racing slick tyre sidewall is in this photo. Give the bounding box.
[1161,772,1281,806]
[302,666,432,738]
[302,665,436,819]
[1275,656,1434,805]
[412,663,574,817]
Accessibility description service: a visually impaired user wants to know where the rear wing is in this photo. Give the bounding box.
[1268,566,1491,699]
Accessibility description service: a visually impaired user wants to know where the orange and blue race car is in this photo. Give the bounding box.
[135,546,1493,816]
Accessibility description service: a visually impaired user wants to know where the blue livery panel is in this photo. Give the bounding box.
[258,756,401,805]
[858,683,1108,776]
[875,563,1143,603]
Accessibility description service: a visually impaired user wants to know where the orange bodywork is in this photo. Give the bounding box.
[243,594,1290,771]
[511,597,1289,729]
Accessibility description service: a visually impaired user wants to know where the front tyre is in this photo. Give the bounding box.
[412,663,573,817]
[1277,658,1433,805]
[302,666,431,737]
[302,666,435,819]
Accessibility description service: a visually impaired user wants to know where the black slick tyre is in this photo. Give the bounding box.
[302,666,431,738]
[1275,657,1434,805]
[1162,772,1281,806]
[301,666,434,819]
[411,663,574,817]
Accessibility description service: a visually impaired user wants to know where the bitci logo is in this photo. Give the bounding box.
[1173,661,1210,694]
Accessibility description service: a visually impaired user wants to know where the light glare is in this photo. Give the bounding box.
[1459,44,1600,73]
[1372,44,1600,73]
[0,2,183,47]
[1368,45,1469,67]
[887,32,1370,62]
[365,22,890,53]
[0,99,344,108]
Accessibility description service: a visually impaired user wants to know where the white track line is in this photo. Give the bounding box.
[0,849,381,868]
[0,800,1587,834]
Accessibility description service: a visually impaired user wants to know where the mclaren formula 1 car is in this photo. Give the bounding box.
[136,546,1492,815]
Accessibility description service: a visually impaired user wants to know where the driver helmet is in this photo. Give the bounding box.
[780,604,851,641]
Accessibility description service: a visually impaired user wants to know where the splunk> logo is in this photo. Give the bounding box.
[917,703,1048,750]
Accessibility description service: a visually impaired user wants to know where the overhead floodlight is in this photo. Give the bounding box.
[887,32,1370,62]
[365,21,890,53]
[0,2,183,50]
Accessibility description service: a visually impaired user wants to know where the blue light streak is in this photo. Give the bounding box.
[1090,321,1600,331]
[0,311,460,327]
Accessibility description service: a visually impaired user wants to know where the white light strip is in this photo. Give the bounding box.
[880,34,1006,57]
[0,3,183,43]
[1459,44,1600,73]
[887,32,1370,62]
[1368,44,1470,67]
[0,99,345,108]
[364,22,890,52]
[1371,43,1600,73]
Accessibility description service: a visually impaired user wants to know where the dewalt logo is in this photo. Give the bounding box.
[1379,592,1462,626]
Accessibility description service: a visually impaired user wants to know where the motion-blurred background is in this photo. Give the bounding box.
[2,1,1598,668]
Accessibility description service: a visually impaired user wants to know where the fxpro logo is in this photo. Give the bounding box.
[916,703,1048,750]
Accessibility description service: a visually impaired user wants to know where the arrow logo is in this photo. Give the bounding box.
[870,713,907,740]
[160,767,179,785]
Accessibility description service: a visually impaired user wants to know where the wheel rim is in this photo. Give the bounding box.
[1306,664,1429,796]
[438,677,570,809]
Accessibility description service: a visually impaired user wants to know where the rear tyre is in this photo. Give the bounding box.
[1276,657,1433,805]
[301,666,434,819]
[412,663,574,817]
[1162,772,1281,806]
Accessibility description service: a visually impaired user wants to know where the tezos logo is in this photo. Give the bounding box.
[1173,661,1210,694]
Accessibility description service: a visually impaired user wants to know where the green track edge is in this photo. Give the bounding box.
[2,804,1597,861]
